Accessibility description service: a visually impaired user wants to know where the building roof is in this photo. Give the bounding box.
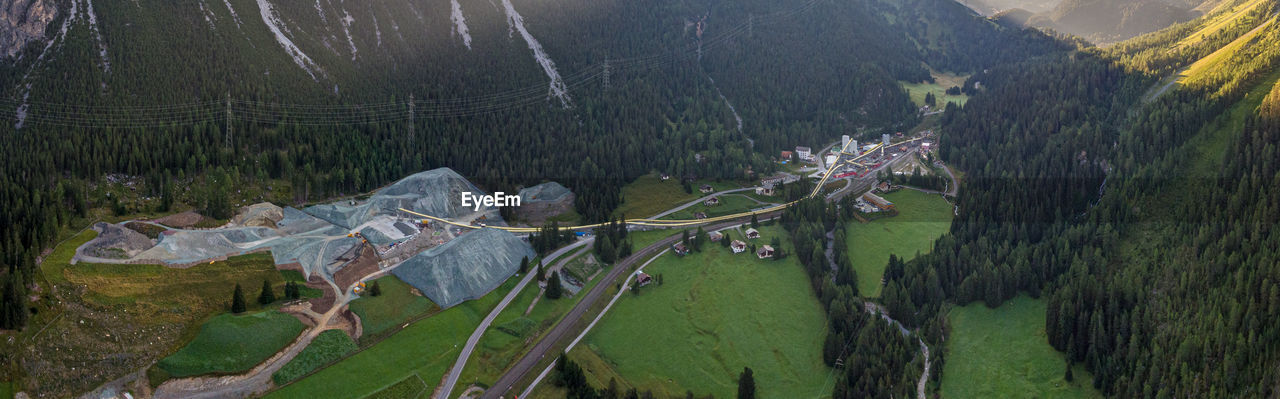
[745,228,759,235]
[796,146,811,152]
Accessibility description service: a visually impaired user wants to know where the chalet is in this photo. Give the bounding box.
[694,212,708,219]
[780,150,794,160]
[862,192,895,210]
[745,228,760,239]
[709,231,724,242]
[700,184,714,194]
[755,185,775,196]
[756,245,775,259]
[672,242,689,256]
[704,197,721,206]
[730,240,747,253]
[636,272,653,287]
[877,181,891,191]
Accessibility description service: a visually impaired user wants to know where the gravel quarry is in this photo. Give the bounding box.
[73,168,535,308]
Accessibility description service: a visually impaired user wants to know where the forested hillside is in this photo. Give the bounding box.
[874,0,1280,395]
[0,0,1051,350]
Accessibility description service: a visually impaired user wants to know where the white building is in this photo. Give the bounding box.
[796,146,813,161]
[825,153,838,166]
[882,134,891,147]
[841,135,851,150]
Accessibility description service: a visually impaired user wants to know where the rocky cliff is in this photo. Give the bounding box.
[1,0,56,58]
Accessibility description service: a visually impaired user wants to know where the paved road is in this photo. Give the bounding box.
[437,238,594,398]
[646,187,757,219]
[480,214,780,399]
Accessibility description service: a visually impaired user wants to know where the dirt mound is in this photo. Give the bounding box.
[151,211,205,228]
[232,202,284,228]
[81,222,156,259]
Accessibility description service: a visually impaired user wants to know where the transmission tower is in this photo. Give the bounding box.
[225,92,232,149]
[602,58,611,91]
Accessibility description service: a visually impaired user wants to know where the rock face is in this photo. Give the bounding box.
[1,0,56,59]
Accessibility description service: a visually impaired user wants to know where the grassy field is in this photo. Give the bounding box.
[267,277,519,399]
[1174,0,1270,49]
[576,225,831,398]
[901,70,969,108]
[942,296,1102,398]
[845,189,953,297]
[348,275,438,337]
[661,194,774,220]
[1179,16,1276,87]
[157,310,305,377]
[447,251,613,398]
[272,330,359,384]
[611,173,743,219]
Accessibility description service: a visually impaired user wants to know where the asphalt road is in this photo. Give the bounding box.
[646,187,757,219]
[480,214,778,399]
[437,238,594,398]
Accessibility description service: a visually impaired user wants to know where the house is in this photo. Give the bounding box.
[761,173,799,187]
[796,146,812,161]
[709,231,724,242]
[661,173,671,181]
[756,245,775,259]
[636,272,653,287]
[862,192,895,210]
[730,240,747,253]
[672,242,689,256]
[700,184,714,194]
[755,185,775,196]
[745,228,760,239]
[877,181,891,192]
[780,150,794,160]
[694,212,708,219]
[704,197,721,206]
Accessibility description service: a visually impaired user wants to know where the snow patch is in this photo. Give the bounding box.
[84,0,110,73]
[372,13,382,47]
[340,9,357,60]
[199,1,216,28]
[15,0,79,128]
[499,0,571,107]
[256,0,323,80]
[450,0,472,49]
[221,0,243,28]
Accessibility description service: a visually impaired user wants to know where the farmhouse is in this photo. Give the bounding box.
[672,242,689,256]
[730,240,747,253]
[745,228,760,239]
[757,245,775,259]
[709,231,724,242]
[700,184,714,194]
[635,272,653,287]
[704,197,720,206]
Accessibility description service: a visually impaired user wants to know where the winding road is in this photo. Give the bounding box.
[479,214,781,399]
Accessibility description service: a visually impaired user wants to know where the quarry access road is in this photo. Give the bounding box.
[437,237,594,398]
[481,213,781,399]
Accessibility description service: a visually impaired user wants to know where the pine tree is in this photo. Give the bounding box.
[695,227,708,251]
[1,275,28,329]
[738,367,756,399]
[519,256,529,274]
[537,261,546,282]
[369,281,382,297]
[231,283,247,313]
[258,279,275,305]
[751,214,759,228]
[546,271,564,299]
